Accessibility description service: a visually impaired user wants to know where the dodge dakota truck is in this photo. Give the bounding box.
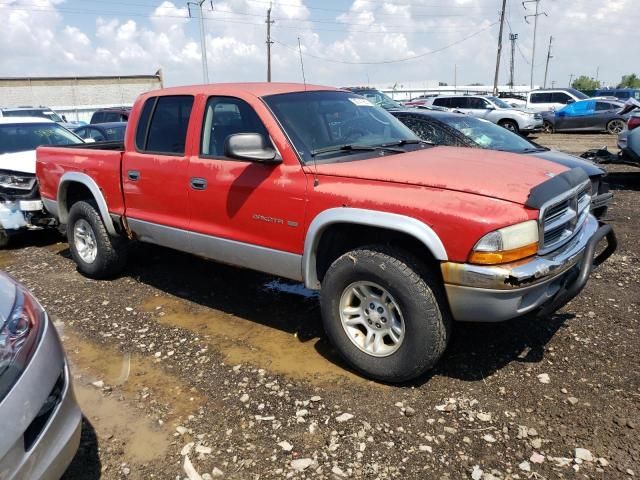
[36,83,617,382]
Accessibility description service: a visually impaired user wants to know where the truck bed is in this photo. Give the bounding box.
[36,143,126,218]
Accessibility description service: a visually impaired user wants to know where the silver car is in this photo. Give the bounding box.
[427,95,543,134]
[0,271,81,479]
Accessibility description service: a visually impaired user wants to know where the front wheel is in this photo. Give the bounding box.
[67,201,127,279]
[543,120,555,133]
[607,119,625,135]
[498,119,520,134]
[320,246,451,383]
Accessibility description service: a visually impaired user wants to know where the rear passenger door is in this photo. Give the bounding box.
[122,95,194,235]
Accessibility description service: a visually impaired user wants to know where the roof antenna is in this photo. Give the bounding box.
[297,36,307,91]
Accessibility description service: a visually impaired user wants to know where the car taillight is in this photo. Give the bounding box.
[0,281,45,401]
[628,116,640,131]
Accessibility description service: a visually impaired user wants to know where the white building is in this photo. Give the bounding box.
[0,71,163,122]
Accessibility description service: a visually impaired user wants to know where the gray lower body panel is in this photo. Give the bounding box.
[127,218,303,282]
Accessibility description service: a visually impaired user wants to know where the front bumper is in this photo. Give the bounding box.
[0,317,82,480]
[441,215,616,322]
[0,200,54,232]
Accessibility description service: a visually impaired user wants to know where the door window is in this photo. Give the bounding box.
[449,97,469,109]
[136,95,194,155]
[530,92,552,103]
[432,97,451,108]
[551,92,572,104]
[88,128,107,142]
[467,97,488,109]
[200,97,270,158]
[596,102,616,111]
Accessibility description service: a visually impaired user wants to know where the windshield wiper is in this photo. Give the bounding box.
[380,139,433,147]
[310,144,406,157]
[520,147,548,153]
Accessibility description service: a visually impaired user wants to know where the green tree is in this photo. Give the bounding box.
[571,75,601,90]
[618,74,640,88]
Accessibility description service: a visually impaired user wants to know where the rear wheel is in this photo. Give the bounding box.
[498,119,519,134]
[0,229,9,249]
[607,119,625,135]
[543,120,555,133]
[67,200,127,278]
[320,246,451,383]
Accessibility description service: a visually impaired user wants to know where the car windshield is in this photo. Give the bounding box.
[566,88,589,100]
[2,109,63,122]
[263,90,421,164]
[0,123,83,154]
[439,115,540,153]
[352,90,403,110]
[486,96,512,109]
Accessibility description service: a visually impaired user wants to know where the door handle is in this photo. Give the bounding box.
[190,177,207,190]
[127,170,140,181]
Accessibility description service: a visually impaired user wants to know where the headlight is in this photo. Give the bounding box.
[0,173,36,191]
[0,277,45,401]
[468,220,539,265]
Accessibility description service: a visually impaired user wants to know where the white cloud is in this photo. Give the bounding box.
[0,0,636,89]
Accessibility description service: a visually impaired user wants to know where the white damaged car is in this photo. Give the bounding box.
[0,118,85,247]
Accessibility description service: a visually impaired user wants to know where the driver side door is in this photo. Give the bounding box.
[186,95,308,265]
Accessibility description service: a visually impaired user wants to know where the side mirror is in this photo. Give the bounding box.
[485,104,496,110]
[566,99,575,105]
[224,133,281,164]
[62,115,68,122]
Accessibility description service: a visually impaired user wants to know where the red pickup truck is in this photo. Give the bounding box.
[36,83,616,382]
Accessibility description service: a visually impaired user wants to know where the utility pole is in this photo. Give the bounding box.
[492,0,508,96]
[266,4,274,82]
[595,65,600,83]
[523,0,547,89]
[454,64,457,90]
[509,33,518,88]
[543,35,553,88]
[188,1,212,83]
[569,73,574,88]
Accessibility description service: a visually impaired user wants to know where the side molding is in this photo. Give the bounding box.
[302,208,448,289]
[57,172,117,236]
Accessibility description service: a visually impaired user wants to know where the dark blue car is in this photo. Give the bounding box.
[73,122,127,142]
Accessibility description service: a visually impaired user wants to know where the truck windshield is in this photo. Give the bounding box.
[263,90,420,164]
[440,115,542,153]
[0,123,83,154]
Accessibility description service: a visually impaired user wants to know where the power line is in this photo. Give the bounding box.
[273,22,498,65]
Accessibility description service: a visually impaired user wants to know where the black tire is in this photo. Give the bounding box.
[543,120,555,134]
[498,119,519,134]
[67,201,127,279]
[606,119,625,135]
[0,229,9,249]
[320,246,451,383]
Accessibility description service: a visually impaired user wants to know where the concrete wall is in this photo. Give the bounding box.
[0,72,163,121]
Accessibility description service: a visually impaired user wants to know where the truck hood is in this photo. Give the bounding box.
[0,150,36,174]
[529,149,604,177]
[313,146,568,205]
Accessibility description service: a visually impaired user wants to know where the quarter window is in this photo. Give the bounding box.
[136,95,194,155]
[530,92,551,103]
[201,97,270,157]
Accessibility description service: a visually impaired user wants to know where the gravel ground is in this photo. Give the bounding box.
[2,133,638,480]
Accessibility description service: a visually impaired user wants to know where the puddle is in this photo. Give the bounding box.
[73,383,170,464]
[61,330,204,465]
[0,250,13,268]
[262,279,318,298]
[141,296,374,386]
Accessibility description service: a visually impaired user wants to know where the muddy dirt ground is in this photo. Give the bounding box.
[2,133,639,479]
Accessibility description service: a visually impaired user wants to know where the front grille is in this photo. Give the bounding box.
[539,181,591,253]
[533,113,542,120]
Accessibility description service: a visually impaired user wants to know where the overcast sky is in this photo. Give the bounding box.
[0,0,636,89]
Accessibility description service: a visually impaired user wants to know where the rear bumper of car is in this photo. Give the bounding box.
[441,215,616,322]
[0,317,82,480]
